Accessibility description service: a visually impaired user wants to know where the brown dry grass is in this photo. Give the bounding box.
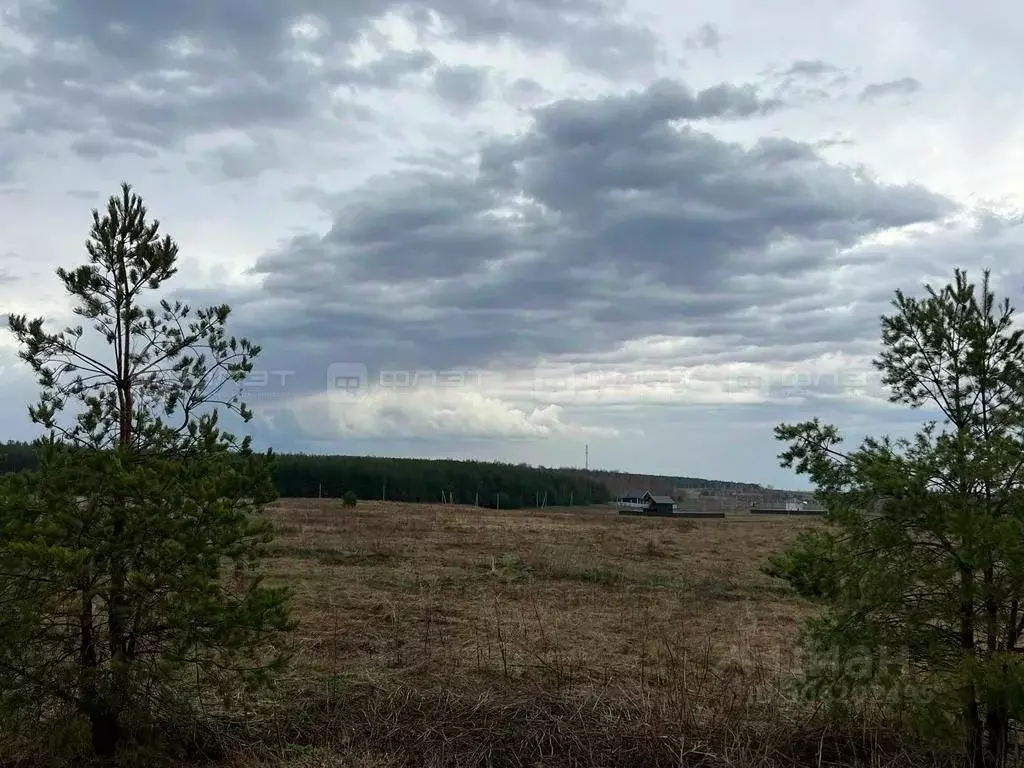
[8,499,951,767]
[181,499,949,768]
[264,500,813,687]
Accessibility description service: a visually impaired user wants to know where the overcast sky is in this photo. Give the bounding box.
[2,0,1023,489]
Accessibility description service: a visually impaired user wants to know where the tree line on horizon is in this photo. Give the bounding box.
[583,467,762,491]
[0,441,611,508]
[272,453,611,507]
[0,439,762,504]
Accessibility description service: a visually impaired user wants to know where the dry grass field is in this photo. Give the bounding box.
[178,498,946,768]
[263,499,815,688]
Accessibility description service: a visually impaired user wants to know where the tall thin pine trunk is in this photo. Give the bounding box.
[961,565,985,768]
[92,259,134,755]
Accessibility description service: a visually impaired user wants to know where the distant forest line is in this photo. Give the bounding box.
[0,440,762,509]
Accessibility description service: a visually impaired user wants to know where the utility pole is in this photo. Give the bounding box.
[585,444,589,470]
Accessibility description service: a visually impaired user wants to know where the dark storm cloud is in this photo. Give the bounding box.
[0,0,657,162]
[527,79,783,143]
[245,77,957,377]
[859,76,922,102]
[432,65,492,109]
[254,80,789,283]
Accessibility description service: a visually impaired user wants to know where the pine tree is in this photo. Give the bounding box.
[769,269,1024,767]
[0,183,294,758]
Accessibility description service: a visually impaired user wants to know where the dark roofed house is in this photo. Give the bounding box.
[614,490,651,514]
[619,489,649,503]
[614,490,679,516]
[648,495,678,515]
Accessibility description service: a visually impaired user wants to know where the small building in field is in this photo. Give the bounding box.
[614,489,650,514]
[649,495,679,514]
[614,490,679,516]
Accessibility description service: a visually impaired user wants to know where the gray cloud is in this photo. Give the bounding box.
[765,59,851,102]
[778,60,844,79]
[527,79,784,144]
[684,22,722,52]
[243,77,956,380]
[187,134,283,182]
[0,0,657,166]
[859,76,922,102]
[334,50,439,89]
[0,148,13,182]
[432,65,492,109]
[503,77,549,105]
[67,135,159,161]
